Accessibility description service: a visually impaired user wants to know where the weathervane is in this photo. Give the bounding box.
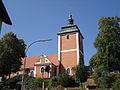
[68,9,74,25]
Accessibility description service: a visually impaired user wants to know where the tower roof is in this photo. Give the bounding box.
[57,15,84,39]
[0,0,12,25]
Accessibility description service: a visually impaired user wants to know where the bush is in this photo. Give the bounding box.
[58,73,76,87]
[0,74,35,89]
[26,78,43,89]
[0,75,22,89]
[48,76,59,88]
[112,79,120,89]
[5,75,22,89]
[0,81,6,90]
[26,77,49,89]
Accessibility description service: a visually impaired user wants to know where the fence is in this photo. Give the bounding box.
[31,88,116,90]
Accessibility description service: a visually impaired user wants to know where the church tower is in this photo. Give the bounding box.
[57,15,84,75]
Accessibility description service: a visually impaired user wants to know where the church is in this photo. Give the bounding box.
[13,15,84,78]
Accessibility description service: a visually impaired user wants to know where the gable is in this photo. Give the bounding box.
[35,55,51,65]
[21,54,58,70]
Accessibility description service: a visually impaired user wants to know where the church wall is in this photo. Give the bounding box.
[60,33,77,51]
[60,51,77,75]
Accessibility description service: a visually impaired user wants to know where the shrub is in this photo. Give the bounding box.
[112,79,120,89]
[26,77,49,89]
[26,78,43,89]
[48,76,59,88]
[58,73,76,87]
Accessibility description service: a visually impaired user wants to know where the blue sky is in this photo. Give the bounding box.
[1,0,120,65]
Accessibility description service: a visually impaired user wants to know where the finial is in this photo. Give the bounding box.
[68,10,74,25]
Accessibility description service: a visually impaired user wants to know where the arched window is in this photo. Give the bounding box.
[40,67,45,73]
[66,35,70,40]
[66,68,70,74]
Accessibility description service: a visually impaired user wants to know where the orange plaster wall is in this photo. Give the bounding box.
[60,33,77,51]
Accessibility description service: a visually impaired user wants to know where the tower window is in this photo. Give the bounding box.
[66,35,70,40]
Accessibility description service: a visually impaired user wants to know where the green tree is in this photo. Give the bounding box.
[58,73,76,87]
[0,32,26,79]
[89,16,120,72]
[48,76,59,88]
[89,16,120,88]
[76,56,88,84]
[91,65,112,88]
[26,77,49,89]
[112,79,120,89]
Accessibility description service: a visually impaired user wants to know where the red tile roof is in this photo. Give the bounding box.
[47,54,58,66]
[21,54,58,69]
[21,56,40,69]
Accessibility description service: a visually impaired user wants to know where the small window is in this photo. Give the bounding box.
[66,35,70,40]
[66,68,70,74]
[40,67,45,73]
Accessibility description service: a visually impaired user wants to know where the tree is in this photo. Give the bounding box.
[112,79,120,89]
[89,16,120,88]
[89,16,120,72]
[91,65,112,88]
[76,56,88,84]
[48,76,59,88]
[58,73,76,87]
[0,32,26,79]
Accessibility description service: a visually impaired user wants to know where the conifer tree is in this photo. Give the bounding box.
[76,55,88,83]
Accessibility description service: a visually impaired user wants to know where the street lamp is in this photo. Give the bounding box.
[21,39,52,90]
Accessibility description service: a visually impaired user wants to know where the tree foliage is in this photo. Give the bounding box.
[76,56,88,83]
[91,65,112,88]
[112,79,120,89]
[89,16,120,72]
[26,77,47,89]
[48,76,59,88]
[89,16,120,88]
[0,32,26,79]
[58,73,76,87]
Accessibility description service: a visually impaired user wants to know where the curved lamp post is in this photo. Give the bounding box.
[21,39,52,90]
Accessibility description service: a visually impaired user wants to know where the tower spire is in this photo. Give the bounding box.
[68,10,74,25]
